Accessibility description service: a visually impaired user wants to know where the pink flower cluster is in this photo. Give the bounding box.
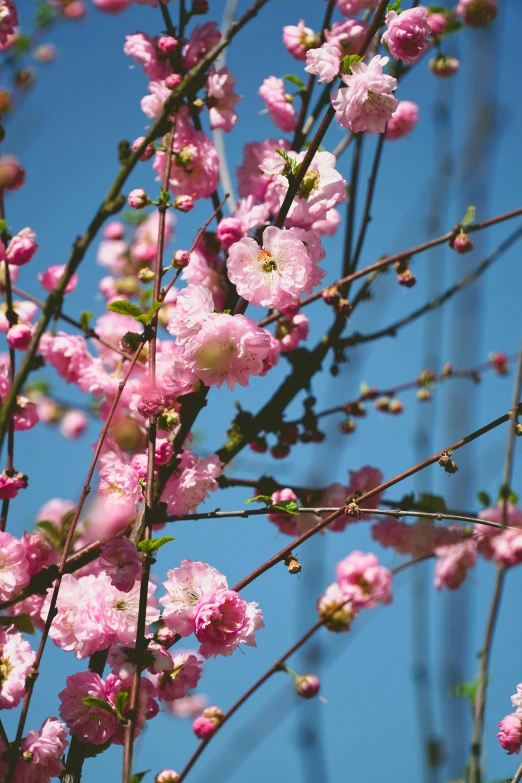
[0,717,68,783]
[160,560,264,658]
[499,681,522,754]
[332,55,398,134]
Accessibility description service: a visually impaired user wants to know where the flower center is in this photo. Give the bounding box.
[0,654,12,687]
[259,250,278,273]
[297,169,320,198]
[176,145,196,170]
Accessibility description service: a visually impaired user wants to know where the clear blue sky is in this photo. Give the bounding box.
[3,1,522,781]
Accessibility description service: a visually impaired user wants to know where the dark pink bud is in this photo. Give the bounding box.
[174,195,194,213]
[321,285,339,305]
[271,443,290,459]
[498,713,522,754]
[192,0,209,14]
[427,12,447,36]
[193,706,224,739]
[450,230,474,254]
[165,73,182,90]
[137,390,166,418]
[295,674,320,699]
[128,189,149,209]
[158,36,179,55]
[249,436,268,454]
[7,323,32,351]
[490,351,508,375]
[132,136,155,162]
[0,155,25,190]
[216,217,243,249]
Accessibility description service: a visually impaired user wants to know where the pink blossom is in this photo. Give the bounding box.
[489,529,522,568]
[154,126,219,201]
[20,717,68,780]
[137,389,166,418]
[283,20,317,61]
[124,32,169,80]
[237,138,290,200]
[182,22,221,70]
[305,43,341,84]
[347,466,384,518]
[267,488,320,537]
[59,671,118,744]
[106,673,158,745]
[161,452,223,516]
[99,462,142,508]
[99,538,143,592]
[331,55,398,134]
[6,323,32,351]
[39,331,91,384]
[6,228,38,266]
[157,651,203,701]
[167,693,208,718]
[160,560,228,636]
[37,497,75,526]
[132,136,155,162]
[276,312,309,352]
[13,397,39,431]
[22,531,58,575]
[92,0,130,11]
[207,67,241,132]
[0,300,37,332]
[312,207,341,236]
[59,409,88,439]
[317,582,356,632]
[193,707,223,738]
[0,629,36,709]
[96,238,128,272]
[0,1,17,45]
[295,673,320,699]
[5,593,46,632]
[326,18,368,56]
[195,588,263,658]
[455,0,497,27]
[97,575,160,645]
[232,196,270,235]
[33,44,57,64]
[183,313,272,390]
[382,8,431,63]
[227,226,318,308]
[104,223,124,242]
[0,154,25,190]
[167,283,214,342]
[108,641,173,679]
[0,470,26,500]
[335,551,392,609]
[0,531,30,602]
[216,217,244,249]
[259,77,297,133]
[434,537,477,590]
[385,100,419,140]
[141,79,171,119]
[427,11,447,35]
[498,713,522,754]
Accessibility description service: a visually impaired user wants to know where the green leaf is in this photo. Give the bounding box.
[282,74,306,91]
[0,219,7,233]
[129,772,150,783]
[477,491,491,508]
[114,690,129,720]
[272,500,299,515]
[108,300,143,319]
[26,379,50,394]
[137,536,175,555]
[36,521,63,548]
[244,495,273,506]
[461,204,476,227]
[415,493,447,513]
[448,677,482,702]
[386,0,401,11]
[157,187,171,206]
[0,614,35,634]
[136,300,164,325]
[82,696,117,715]
[340,54,363,74]
[80,311,94,332]
[498,485,518,506]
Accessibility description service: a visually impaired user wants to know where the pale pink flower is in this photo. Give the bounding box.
[167,693,208,718]
[372,516,414,555]
[455,0,497,27]
[0,1,17,45]
[156,344,197,401]
[99,462,142,508]
[59,409,88,439]
[0,531,30,602]
[6,228,38,266]
[99,538,144,592]
[108,641,173,679]
[104,221,124,239]
[434,537,477,590]
[283,20,317,61]
[489,529,522,568]
[236,138,290,200]
[141,78,171,119]
[347,466,384,518]
[6,323,32,351]
[182,21,221,70]
[59,671,118,745]
[335,551,392,608]
[166,283,214,342]
[305,43,341,84]
[38,264,79,293]
[154,131,219,200]
[276,312,309,352]
[385,100,419,139]
[106,673,158,745]
[382,7,431,63]
[498,713,522,754]
[232,196,270,235]
[20,717,68,780]
[427,11,447,35]
[98,574,160,645]
[259,77,297,133]
[5,593,46,632]
[227,226,317,308]
[22,531,58,575]
[312,207,341,236]
[326,18,367,56]
[331,55,398,134]
[475,504,522,558]
[124,32,169,79]
[160,560,228,636]
[512,684,522,710]
[195,589,263,658]
[13,396,39,432]
[37,498,75,526]
[207,67,241,132]
[96,238,128,272]
[0,629,36,709]
[156,651,203,701]
[183,313,272,390]
[0,300,37,332]
[161,452,223,516]
[39,332,91,384]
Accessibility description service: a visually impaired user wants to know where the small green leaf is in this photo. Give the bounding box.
[282,74,306,91]
[340,54,363,74]
[82,696,117,715]
[477,491,491,508]
[498,485,518,506]
[108,300,143,319]
[461,204,476,227]
[0,219,7,233]
[386,0,402,12]
[272,500,299,515]
[26,379,50,394]
[448,677,483,702]
[137,536,175,555]
[136,300,164,325]
[157,187,171,206]
[80,311,94,332]
[0,614,35,634]
[114,690,129,720]
[415,493,447,514]
[129,772,150,783]
[36,521,63,547]
[244,495,273,506]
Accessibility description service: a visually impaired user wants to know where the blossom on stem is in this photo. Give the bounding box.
[124,32,169,80]
[259,77,297,133]
[59,671,118,745]
[382,8,431,63]
[331,55,398,134]
[0,629,36,709]
[6,228,38,266]
[193,706,224,738]
[182,22,221,70]
[99,538,144,592]
[161,451,223,517]
[207,67,241,132]
[0,1,17,45]
[156,651,203,701]
[385,100,419,140]
[38,264,79,293]
[0,531,31,602]
[305,43,341,84]
[498,712,522,754]
[282,20,318,61]
[335,551,392,608]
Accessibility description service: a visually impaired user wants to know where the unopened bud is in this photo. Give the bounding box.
[157,36,179,55]
[339,418,356,434]
[417,388,432,402]
[165,73,182,90]
[155,771,180,783]
[132,136,155,162]
[249,436,268,453]
[388,398,404,415]
[441,362,453,377]
[193,706,224,739]
[128,188,150,209]
[490,351,508,376]
[515,423,522,437]
[321,285,339,305]
[429,54,460,77]
[155,625,177,649]
[295,674,321,699]
[450,229,474,254]
[172,249,190,269]
[336,297,352,316]
[271,443,290,459]
[174,195,194,213]
[138,267,155,283]
[374,395,390,413]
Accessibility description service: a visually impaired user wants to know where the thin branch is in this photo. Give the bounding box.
[0,191,15,532]
[512,758,522,783]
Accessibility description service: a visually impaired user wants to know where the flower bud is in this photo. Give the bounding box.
[417,387,432,402]
[336,297,352,316]
[441,362,453,377]
[249,436,268,453]
[193,706,224,739]
[155,625,177,649]
[128,189,150,209]
[295,674,320,699]
[173,250,190,269]
[33,44,57,64]
[339,418,356,434]
[157,36,179,55]
[138,267,155,283]
[192,0,209,14]
[397,269,416,287]
[157,409,181,432]
[6,228,38,266]
[439,452,458,474]
[132,136,155,162]
[388,398,404,415]
[0,155,25,190]
[458,0,497,27]
[427,11,448,36]
[216,217,243,249]
[321,285,339,305]
[450,229,474,254]
[271,443,290,459]
[155,772,181,783]
[104,221,125,240]
[7,323,32,351]
[137,390,166,419]
[174,195,194,213]
[515,423,522,437]
[165,73,182,90]
[429,54,460,77]
[490,351,508,375]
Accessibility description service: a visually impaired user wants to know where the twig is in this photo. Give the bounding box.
[512,758,522,783]
[0,191,15,532]
[343,133,363,278]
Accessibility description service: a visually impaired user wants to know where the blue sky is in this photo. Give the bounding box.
[3,1,522,781]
